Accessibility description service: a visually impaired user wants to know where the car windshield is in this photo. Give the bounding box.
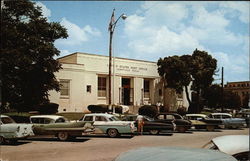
[1,117,16,124]
[202,141,219,150]
[109,116,120,121]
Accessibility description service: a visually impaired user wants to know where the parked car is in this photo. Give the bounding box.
[122,114,175,135]
[80,113,136,137]
[30,115,69,124]
[31,115,94,141]
[0,115,34,144]
[114,146,237,161]
[154,113,192,132]
[208,113,246,129]
[236,111,250,127]
[185,114,224,131]
[203,135,249,161]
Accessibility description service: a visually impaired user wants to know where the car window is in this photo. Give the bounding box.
[222,115,231,119]
[213,115,221,119]
[31,118,44,123]
[166,115,175,119]
[55,118,66,123]
[1,117,15,124]
[173,114,183,119]
[84,116,93,121]
[96,116,107,121]
[157,115,165,120]
[44,118,54,124]
[109,116,120,121]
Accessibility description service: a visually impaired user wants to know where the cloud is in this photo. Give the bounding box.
[55,18,101,46]
[219,1,250,24]
[35,2,51,18]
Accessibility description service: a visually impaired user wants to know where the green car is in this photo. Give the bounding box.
[31,115,94,141]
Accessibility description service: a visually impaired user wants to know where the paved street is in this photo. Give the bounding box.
[0,128,249,161]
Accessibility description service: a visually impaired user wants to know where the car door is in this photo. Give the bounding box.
[93,116,109,134]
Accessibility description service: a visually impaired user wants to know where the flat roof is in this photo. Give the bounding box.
[58,52,157,64]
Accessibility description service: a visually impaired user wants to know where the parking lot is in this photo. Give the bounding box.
[0,128,248,161]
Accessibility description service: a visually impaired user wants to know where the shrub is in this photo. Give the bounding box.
[87,104,123,114]
[38,103,59,114]
[138,105,158,118]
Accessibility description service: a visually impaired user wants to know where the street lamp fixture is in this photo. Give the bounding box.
[108,9,126,112]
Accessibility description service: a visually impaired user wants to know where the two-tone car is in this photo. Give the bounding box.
[0,115,34,144]
[80,113,136,137]
[154,113,192,133]
[208,113,246,129]
[185,114,224,131]
[31,115,94,141]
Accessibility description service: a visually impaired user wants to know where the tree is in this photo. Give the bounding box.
[1,0,68,111]
[157,55,192,107]
[223,91,241,109]
[157,49,217,113]
[203,84,222,109]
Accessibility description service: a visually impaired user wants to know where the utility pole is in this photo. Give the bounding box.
[221,67,224,112]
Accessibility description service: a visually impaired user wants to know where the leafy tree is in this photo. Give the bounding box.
[1,0,68,111]
[203,84,222,109]
[223,91,241,109]
[157,49,217,113]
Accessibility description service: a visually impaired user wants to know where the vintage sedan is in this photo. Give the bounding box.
[30,115,69,124]
[31,115,94,141]
[185,114,224,131]
[203,135,249,161]
[0,115,34,144]
[154,113,192,132]
[122,115,175,135]
[114,147,237,161]
[208,113,246,129]
[80,113,136,137]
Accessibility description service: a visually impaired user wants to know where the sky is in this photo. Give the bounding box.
[35,1,249,83]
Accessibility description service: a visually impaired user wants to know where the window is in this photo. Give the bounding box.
[98,76,107,97]
[87,85,91,93]
[60,80,70,96]
[166,115,175,119]
[95,116,107,121]
[84,116,93,121]
[144,79,150,98]
[157,115,165,120]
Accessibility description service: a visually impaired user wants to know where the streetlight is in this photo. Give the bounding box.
[108,9,127,112]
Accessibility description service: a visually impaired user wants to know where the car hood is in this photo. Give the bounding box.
[114,147,237,161]
[212,135,249,155]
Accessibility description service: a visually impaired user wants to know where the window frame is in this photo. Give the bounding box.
[60,79,70,98]
[98,76,107,98]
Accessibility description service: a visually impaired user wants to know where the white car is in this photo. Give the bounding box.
[208,113,246,129]
[81,113,137,137]
[0,115,34,144]
[203,135,249,161]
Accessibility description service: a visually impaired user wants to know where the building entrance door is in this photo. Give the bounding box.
[122,78,131,105]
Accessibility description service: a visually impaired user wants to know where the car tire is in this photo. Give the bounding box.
[177,126,186,133]
[107,128,119,138]
[57,132,69,141]
[0,136,5,145]
[149,130,159,135]
[206,125,215,131]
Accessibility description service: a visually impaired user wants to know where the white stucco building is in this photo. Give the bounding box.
[49,52,190,113]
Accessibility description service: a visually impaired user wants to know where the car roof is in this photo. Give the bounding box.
[186,114,207,117]
[212,135,249,155]
[30,115,64,120]
[85,113,114,117]
[0,115,10,118]
[114,147,237,161]
[211,113,232,116]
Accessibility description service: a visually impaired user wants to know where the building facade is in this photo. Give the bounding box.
[49,52,190,112]
[224,81,250,107]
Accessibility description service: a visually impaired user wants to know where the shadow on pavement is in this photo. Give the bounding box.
[26,137,90,142]
[188,129,223,132]
[1,140,31,146]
